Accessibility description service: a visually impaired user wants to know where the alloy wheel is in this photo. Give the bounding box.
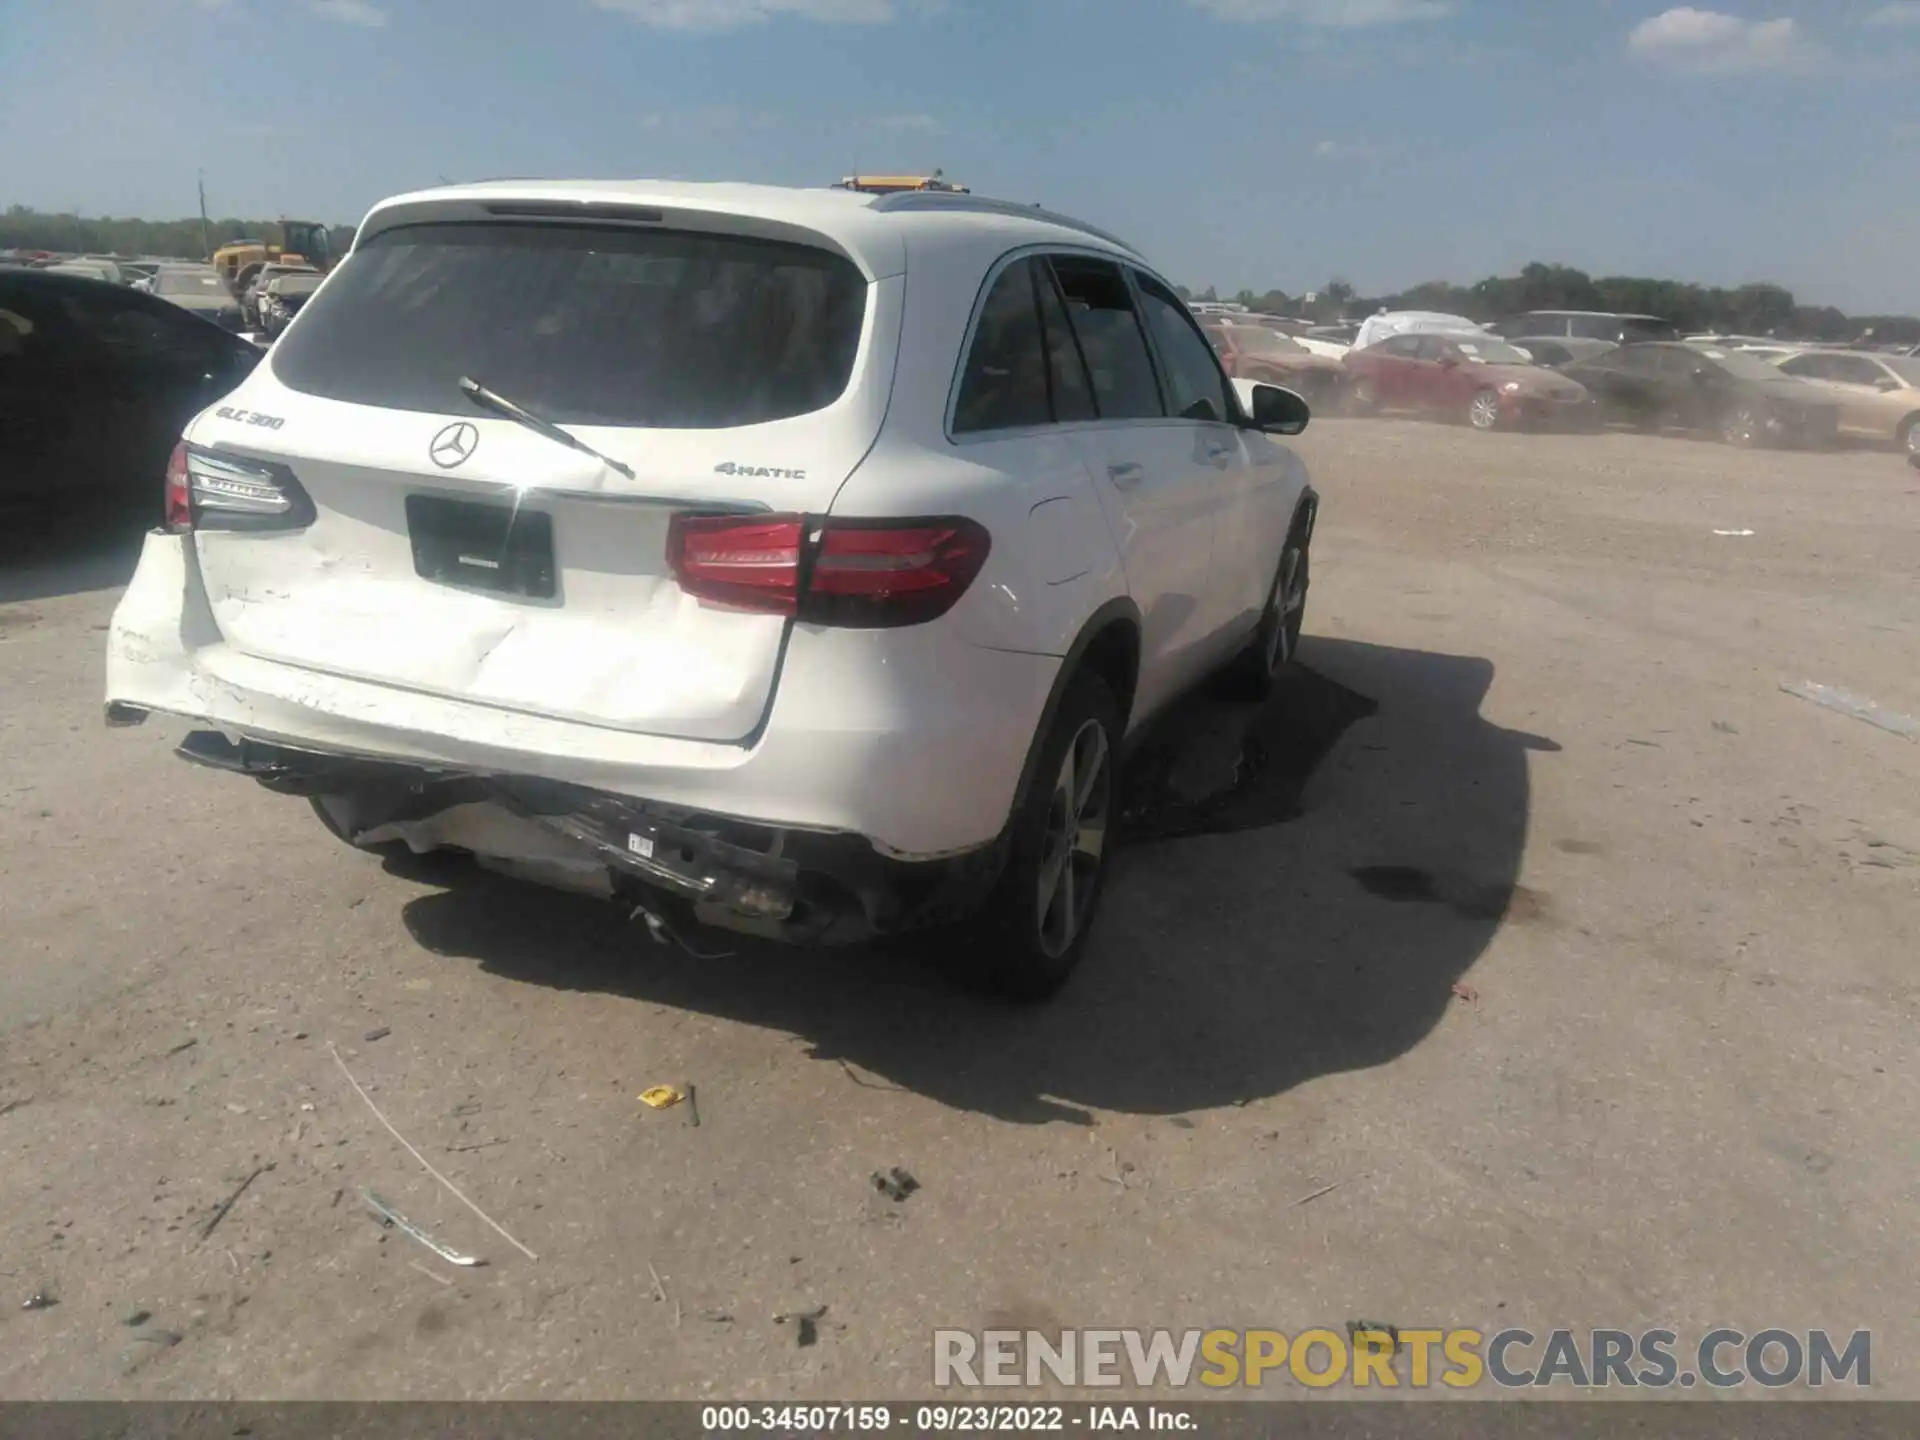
[1035,719,1112,959]
[1263,546,1306,674]
[1469,392,1501,431]
[1723,407,1760,446]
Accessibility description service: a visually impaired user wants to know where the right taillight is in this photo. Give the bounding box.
[162,444,314,533]
[667,513,990,629]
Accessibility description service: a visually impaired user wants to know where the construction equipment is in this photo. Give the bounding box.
[832,173,969,196]
[211,221,338,297]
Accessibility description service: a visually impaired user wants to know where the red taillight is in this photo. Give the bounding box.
[805,518,992,627]
[668,514,806,615]
[163,442,193,532]
[667,513,991,629]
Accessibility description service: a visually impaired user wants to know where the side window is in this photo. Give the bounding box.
[1829,355,1885,386]
[952,259,1052,435]
[1032,260,1097,422]
[1380,335,1422,357]
[1569,315,1619,341]
[1777,354,1830,381]
[1047,256,1165,421]
[1658,348,1706,378]
[1135,273,1231,423]
[59,291,217,371]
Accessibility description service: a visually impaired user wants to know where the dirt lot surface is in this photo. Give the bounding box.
[2,421,1916,1400]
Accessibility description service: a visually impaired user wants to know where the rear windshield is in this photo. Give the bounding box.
[271,222,868,428]
[155,270,227,296]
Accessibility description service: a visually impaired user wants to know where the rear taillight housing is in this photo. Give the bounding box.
[163,442,192,532]
[668,513,991,629]
[162,443,314,533]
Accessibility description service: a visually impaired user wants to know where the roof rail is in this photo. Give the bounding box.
[867,190,1142,256]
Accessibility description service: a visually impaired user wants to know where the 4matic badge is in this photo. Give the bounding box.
[714,461,808,481]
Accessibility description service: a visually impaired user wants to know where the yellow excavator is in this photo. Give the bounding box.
[832,173,970,196]
[211,221,338,296]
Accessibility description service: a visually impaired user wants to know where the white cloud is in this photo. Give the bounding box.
[309,0,388,25]
[590,0,893,29]
[1865,2,1920,25]
[1627,8,1817,73]
[1192,0,1452,26]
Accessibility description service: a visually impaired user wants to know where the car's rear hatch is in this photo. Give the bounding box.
[185,210,892,744]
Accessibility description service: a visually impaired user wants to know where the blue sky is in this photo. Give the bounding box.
[5,0,1919,310]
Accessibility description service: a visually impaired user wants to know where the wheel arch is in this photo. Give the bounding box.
[1007,599,1142,819]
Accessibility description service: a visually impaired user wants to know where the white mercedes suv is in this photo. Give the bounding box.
[105,180,1318,999]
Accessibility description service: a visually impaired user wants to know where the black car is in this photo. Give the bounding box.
[0,270,260,519]
[1562,342,1840,448]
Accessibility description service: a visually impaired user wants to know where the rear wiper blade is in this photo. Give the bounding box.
[457,376,635,481]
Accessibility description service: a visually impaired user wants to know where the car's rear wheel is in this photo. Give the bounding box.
[1720,404,1763,448]
[1897,413,1920,458]
[1224,513,1311,701]
[1467,389,1503,431]
[957,674,1121,1002]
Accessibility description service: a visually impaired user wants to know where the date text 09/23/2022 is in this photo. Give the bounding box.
[699,1404,1196,1432]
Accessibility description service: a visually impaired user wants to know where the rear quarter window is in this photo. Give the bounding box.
[271,222,868,429]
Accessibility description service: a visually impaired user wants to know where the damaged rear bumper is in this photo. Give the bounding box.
[175,730,1006,944]
[105,531,1055,862]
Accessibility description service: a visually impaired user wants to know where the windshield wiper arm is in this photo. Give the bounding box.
[457,376,635,480]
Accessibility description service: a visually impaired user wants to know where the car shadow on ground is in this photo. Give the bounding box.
[400,636,1557,1123]
[0,500,152,604]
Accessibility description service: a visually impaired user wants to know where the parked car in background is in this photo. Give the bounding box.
[1492,310,1678,344]
[1351,310,1488,353]
[149,264,246,332]
[1561,343,1839,448]
[1509,336,1617,370]
[1344,332,1593,430]
[104,178,1320,1000]
[45,258,127,285]
[0,268,259,517]
[257,270,325,339]
[1200,316,1347,408]
[1771,349,1920,454]
[241,262,317,331]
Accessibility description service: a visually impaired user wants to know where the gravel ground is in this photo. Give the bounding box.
[1,420,1916,1400]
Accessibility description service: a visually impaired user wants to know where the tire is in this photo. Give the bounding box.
[1223,511,1311,701]
[1898,414,1920,458]
[1467,389,1503,432]
[1720,404,1763,448]
[1347,376,1378,416]
[956,673,1122,1002]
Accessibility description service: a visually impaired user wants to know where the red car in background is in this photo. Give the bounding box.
[1200,317,1347,409]
[1344,332,1597,431]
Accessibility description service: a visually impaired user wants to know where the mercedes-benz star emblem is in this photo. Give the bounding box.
[429,422,480,469]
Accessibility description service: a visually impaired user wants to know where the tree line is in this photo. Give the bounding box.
[2,206,357,267]
[9,208,1916,347]
[1179,262,1920,347]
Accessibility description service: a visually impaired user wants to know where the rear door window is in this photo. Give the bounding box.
[1047,256,1165,421]
[1034,261,1098,422]
[953,259,1053,434]
[1134,272,1232,423]
[271,222,868,429]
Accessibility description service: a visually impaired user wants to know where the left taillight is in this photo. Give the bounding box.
[163,442,192,532]
[667,513,991,629]
[163,443,314,534]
